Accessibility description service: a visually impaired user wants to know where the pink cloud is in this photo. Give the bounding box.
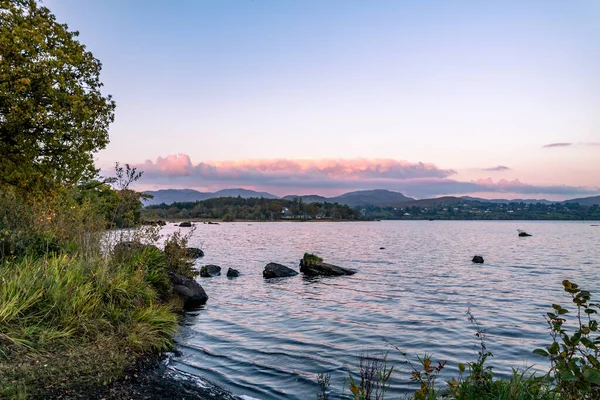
[110,154,600,199]
[137,156,457,181]
[141,153,194,175]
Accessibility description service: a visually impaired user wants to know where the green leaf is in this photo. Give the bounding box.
[458,363,465,373]
[581,337,595,349]
[549,342,560,355]
[560,370,578,382]
[583,369,600,385]
[533,349,549,357]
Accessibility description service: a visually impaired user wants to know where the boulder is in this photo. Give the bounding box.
[472,255,484,264]
[168,272,208,309]
[299,260,356,277]
[185,247,204,259]
[263,263,298,278]
[179,221,192,227]
[226,268,240,278]
[200,264,221,277]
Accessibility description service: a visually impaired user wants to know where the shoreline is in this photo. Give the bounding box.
[49,352,241,400]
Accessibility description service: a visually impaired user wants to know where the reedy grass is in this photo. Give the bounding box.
[0,250,182,398]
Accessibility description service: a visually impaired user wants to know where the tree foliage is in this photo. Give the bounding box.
[0,0,115,191]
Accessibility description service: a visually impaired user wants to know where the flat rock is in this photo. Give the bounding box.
[179,221,192,227]
[168,272,208,309]
[263,262,298,278]
[200,265,221,277]
[300,261,356,277]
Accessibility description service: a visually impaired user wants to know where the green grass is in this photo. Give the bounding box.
[302,252,323,265]
[450,368,558,400]
[0,251,181,398]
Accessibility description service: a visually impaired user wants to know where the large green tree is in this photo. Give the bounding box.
[0,0,115,191]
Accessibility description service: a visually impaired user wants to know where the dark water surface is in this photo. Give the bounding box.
[164,221,600,399]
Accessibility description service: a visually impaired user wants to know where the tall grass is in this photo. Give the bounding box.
[0,252,181,398]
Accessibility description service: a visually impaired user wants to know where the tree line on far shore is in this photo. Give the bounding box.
[143,197,360,221]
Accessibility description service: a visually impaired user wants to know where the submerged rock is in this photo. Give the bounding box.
[300,260,356,277]
[185,247,204,259]
[379,247,386,250]
[168,272,208,309]
[472,255,484,264]
[226,268,240,278]
[518,231,532,237]
[179,221,192,227]
[263,263,298,278]
[200,265,221,277]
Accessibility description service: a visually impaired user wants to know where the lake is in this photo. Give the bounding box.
[162,220,600,399]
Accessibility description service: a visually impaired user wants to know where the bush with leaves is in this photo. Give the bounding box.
[533,280,600,399]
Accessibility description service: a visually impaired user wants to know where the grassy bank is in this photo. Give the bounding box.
[0,183,200,398]
[0,241,195,398]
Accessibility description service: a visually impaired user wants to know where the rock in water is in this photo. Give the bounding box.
[226,268,240,278]
[179,221,192,227]
[263,263,299,278]
[300,260,356,277]
[472,255,484,264]
[200,265,221,277]
[185,247,204,258]
[168,272,208,309]
[518,231,532,237]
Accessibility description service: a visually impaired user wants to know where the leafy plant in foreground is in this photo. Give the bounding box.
[348,353,394,400]
[533,280,600,399]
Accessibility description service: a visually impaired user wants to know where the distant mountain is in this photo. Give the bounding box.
[460,196,555,205]
[212,188,279,199]
[143,188,278,206]
[563,195,600,206]
[142,188,600,208]
[284,190,414,207]
[333,189,414,207]
[142,189,211,205]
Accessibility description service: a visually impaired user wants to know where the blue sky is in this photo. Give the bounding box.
[46,0,600,198]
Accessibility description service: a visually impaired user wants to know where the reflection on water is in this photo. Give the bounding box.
[160,221,599,399]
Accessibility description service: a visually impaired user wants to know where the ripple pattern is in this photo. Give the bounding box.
[162,221,600,399]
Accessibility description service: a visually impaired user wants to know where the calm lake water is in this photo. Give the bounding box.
[162,220,600,399]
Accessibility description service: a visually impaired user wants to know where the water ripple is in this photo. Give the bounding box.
[159,220,600,399]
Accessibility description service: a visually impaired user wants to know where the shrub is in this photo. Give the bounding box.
[164,229,199,278]
[533,280,600,399]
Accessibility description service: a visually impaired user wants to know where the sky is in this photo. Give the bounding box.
[45,0,600,199]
